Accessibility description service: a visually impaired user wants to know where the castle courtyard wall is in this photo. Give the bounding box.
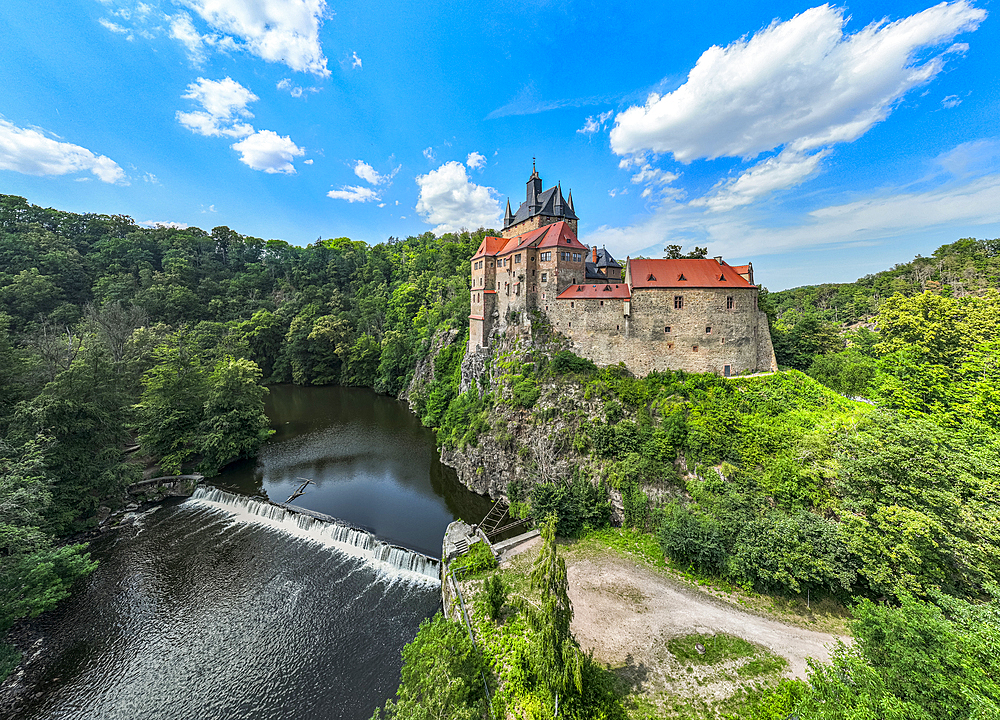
[547,287,776,376]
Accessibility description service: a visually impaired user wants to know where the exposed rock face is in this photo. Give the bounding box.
[401,327,460,405]
[127,475,202,502]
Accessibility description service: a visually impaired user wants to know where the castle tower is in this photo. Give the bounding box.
[502,163,579,239]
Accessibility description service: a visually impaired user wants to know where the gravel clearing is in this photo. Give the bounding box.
[561,549,845,681]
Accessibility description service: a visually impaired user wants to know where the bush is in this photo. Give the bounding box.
[483,574,506,621]
[530,478,611,536]
[658,503,728,575]
[509,375,540,408]
[550,350,596,375]
[449,541,497,578]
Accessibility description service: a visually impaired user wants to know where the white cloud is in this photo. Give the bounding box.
[177,77,257,137]
[423,147,435,162]
[353,160,398,185]
[99,18,131,35]
[693,149,829,211]
[351,51,362,69]
[169,12,208,63]
[577,110,613,136]
[0,118,127,183]
[139,220,190,229]
[937,138,1000,177]
[415,161,501,233]
[942,94,962,108]
[276,77,320,98]
[466,152,486,170]
[143,172,159,184]
[303,158,313,165]
[327,185,379,202]
[611,2,985,163]
[179,0,330,76]
[231,130,304,173]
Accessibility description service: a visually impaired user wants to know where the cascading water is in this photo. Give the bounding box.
[187,486,440,583]
[6,385,496,720]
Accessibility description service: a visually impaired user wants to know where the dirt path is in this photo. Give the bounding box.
[561,550,844,681]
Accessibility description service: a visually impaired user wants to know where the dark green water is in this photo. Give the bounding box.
[12,385,495,720]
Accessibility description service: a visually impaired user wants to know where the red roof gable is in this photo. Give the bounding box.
[628,258,754,289]
[556,283,631,300]
[534,221,588,251]
[472,235,508,260]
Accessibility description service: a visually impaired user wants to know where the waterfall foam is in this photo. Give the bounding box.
[187,486,440,584]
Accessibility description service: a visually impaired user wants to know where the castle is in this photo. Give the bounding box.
[469,166,777,377]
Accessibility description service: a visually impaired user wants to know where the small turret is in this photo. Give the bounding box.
[504,199,513,228]
[567,190,575,213]
[527,162,542,211]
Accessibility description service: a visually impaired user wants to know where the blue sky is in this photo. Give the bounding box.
[1,0,998,290]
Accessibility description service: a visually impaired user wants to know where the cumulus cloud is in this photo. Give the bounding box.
[178,0,331,76]
[327,185,379,202]
[577,110,613,136]
[611,2,985,162]
[415,161,501,234]
[176,77,257,137]
[231,130,305,173]
[0,118,127,183]
[466,152,486,170]
[693,150,829,211]
[276,77,320,98]
[99,1,329,75]
[353,160,398,185]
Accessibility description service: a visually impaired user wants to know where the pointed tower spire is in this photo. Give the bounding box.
[554,181,564,215]
[504,198,513,228]
[567,190,575,212]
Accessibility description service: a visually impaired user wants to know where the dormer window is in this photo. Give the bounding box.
[678,273,687,281]
[604,285,612,291]
[647,274,656,281]
[576,285,584,292]
[719,274,726,281]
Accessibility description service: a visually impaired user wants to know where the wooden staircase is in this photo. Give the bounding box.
[479,499,530,540]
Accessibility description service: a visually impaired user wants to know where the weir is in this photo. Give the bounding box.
[187,486,441,584]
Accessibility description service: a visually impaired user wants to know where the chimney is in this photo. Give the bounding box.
[713,256,723,263]
[592,246,598,263]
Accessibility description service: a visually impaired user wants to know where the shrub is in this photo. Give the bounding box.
[530,478,611,536]
[450,541,497,578]
[550,349,597,375]
[483,574,506,621]
[658,503,728,575]
[509,375,540,408]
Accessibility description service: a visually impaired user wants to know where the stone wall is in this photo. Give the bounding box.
[546,286,775,376]
[503,214,578,239]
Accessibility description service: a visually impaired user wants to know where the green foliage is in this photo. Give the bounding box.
[196,356,273,474]
[449,541,497,577]
[371,613,487,720]
[529,478,610,536]
[659,503,728,576]
[550,349,597,375]
[483,574,507,621]
[667,633,757,665]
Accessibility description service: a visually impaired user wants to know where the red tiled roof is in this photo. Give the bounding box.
[731,264,751,275]
[475,221,589,260]
[556,283,631,300]
[534,221,588,251]
[628,258,754,289]
[472,235,509,260]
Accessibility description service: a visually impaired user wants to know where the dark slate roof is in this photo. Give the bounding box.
[506,185,578,228]
[595,246,621,269]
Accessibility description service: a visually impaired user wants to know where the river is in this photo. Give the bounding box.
[12,385,494,720]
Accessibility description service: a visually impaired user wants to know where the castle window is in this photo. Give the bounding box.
[541,272,548,282]
[570,302,574,308]
[569,321,572,327]
[724,365,731,377]
[706,326,712,334]
[664,326,671,333]
[600,300,604,306]
[540,251,551,261]
[530,255,535,262]
[515,254,521,264]
[693,345,699,352]
[668,343,674,349]
[573,252,581,262]
[727,296,734,309]
[674,296,683,309]
[532,270,535,277]
[617,324,620,330]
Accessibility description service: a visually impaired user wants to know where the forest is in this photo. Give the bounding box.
[1,192,999,718]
